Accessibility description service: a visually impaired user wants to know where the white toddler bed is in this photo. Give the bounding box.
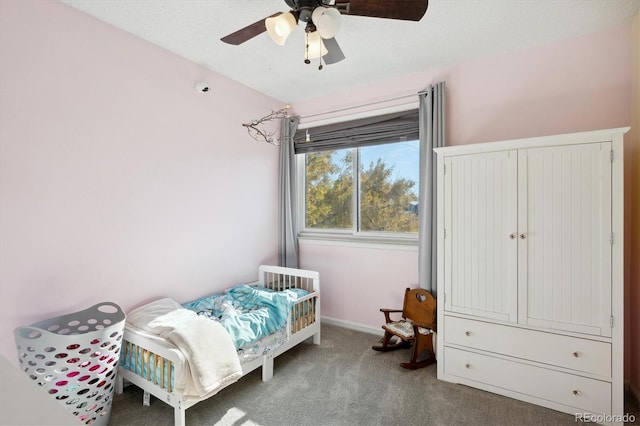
[115,265,320,426]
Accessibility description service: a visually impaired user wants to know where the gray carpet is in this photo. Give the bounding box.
[108,324,640,426]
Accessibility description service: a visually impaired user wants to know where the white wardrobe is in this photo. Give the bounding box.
[435,128,627,421]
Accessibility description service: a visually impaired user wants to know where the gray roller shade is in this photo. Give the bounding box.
[294,109,419,154]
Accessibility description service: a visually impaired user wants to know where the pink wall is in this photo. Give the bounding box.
[294,23,636,385]
[294,25,631,144]
[0,0,283,363]
[299,241,419,329]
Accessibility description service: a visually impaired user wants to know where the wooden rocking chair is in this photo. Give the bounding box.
[371,287,437,369]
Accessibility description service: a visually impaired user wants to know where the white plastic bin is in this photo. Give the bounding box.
[14,302,126,426]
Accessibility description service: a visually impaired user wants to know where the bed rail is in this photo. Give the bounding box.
[260,265,319,293]
[260,265,320,339]
[290,293,317,334]
[120,337,176,393]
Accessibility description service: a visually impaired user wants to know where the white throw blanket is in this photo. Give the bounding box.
[127,298,243,400]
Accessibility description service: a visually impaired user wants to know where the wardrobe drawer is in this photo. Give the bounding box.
[444,347,611,415]
[444,316,611,377]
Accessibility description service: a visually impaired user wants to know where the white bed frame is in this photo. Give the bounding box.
[115,265,320,426]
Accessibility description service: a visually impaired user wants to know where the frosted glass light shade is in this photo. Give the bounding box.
[306,31,328,59]
[266,12,297,45]
[312,6,341,39]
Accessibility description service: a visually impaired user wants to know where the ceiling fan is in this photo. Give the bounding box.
[221,0,428,68]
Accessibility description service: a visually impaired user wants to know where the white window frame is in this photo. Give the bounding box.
[296,102,420,246]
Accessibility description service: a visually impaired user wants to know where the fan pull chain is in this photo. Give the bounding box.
[303,30,323,70]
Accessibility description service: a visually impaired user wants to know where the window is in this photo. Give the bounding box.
[305,148,353,230]
[295,108,420,242]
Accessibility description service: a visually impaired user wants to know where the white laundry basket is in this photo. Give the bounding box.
[14,302,126,426]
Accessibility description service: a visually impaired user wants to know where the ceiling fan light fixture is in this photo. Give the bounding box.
[305,30,328,60]
[266,12,297,45]
[311,6,342,39]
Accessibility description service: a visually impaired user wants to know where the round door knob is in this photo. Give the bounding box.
[573,351,580,358]
[572,390,581,396]
[465,331,472,336]
[465,363,471,369]
[519,233,527,240]
[509,233,517,240]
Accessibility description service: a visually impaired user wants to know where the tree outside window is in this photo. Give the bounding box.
[304,140,419,234]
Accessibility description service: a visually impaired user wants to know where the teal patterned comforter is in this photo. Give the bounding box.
[182,285,308,349]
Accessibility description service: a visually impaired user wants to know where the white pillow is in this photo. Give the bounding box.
[126,298,183,332]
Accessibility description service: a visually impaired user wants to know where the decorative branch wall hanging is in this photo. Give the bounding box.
[242,105,291,145]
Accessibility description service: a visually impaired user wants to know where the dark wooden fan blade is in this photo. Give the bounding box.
[221,12,281,45]
[323,38,345,65]
[337,0,428,21]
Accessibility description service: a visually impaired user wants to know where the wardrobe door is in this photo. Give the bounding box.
[517,142,612,337]
[443,150,518,322]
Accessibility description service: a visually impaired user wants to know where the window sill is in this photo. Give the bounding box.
[298,231,418,251]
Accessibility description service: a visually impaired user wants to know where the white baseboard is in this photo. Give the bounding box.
[321,316,383,336]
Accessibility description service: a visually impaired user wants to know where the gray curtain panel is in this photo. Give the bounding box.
[418,82,446,295]
[279,115,300,268]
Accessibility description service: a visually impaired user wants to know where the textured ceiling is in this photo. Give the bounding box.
[60,0,640,103]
